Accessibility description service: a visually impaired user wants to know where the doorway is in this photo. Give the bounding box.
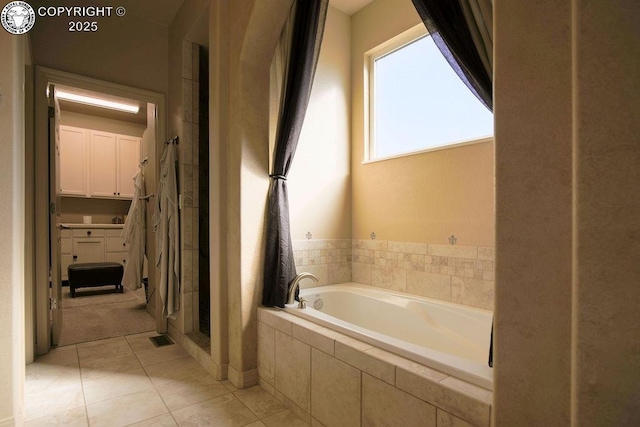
[33,67,167,356]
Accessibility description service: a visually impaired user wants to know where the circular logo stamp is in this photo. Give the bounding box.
[1,1,35,34]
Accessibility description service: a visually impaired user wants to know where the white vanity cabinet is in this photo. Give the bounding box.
[61,225,128,281]
[105,229,129,267]
[72,228,106,264]
[60,125,141,200]
[61,229,73,281]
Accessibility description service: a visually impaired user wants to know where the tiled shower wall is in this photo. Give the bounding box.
[172,40,201,335]
[352,240,495,311]
[293,238,494,311]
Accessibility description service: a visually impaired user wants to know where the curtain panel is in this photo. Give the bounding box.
[411,0,493,110]
[410,0,494,367]
[262,0,329,308]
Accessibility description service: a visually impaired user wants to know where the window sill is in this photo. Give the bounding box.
[362,136,493,165]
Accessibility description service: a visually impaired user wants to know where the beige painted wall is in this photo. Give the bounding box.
[494,0,640,423]
[288,5,352,240]
[24,42,36,365]
[226,0,293,386]
[60,111,146,137]
[0,32,26,426]
[351,0,494,247]
[141,104,158,321]
[29,0,168,95]
[60,198,131,223]
[572,0,640,423]
[493,0,573,423]
[208,0,229,375]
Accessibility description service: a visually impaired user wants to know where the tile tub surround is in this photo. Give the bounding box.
[293,239,353,286]
[352,240,495,311]
[258,308,492,427]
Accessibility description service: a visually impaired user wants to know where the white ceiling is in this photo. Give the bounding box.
[329,0,376,15]
[53,0,376,123]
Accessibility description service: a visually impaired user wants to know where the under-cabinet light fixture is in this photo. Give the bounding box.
[55,90,140,114]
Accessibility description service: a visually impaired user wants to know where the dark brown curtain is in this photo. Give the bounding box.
[411,0,493,110]
[411,0,494,366]
[262,0,328,308]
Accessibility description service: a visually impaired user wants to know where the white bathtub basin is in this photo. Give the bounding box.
[284,282,494,390]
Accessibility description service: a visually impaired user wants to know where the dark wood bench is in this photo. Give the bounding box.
[67,262,124,297]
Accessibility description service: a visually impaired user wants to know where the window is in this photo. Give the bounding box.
[366,26,493,161]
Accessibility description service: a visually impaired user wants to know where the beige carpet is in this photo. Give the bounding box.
[59,285,155,346]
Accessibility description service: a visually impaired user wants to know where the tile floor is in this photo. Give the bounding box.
[25,332,308,426]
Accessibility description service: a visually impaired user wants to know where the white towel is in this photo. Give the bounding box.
[122,171,146,291]
[154,143,180,320]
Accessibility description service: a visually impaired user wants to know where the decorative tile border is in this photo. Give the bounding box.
[292,239,352,287]
[292,238,494,310]
[352,240,495,311]
[293,239,352,266]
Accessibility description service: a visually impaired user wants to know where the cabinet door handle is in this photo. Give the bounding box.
[87,231,91,235]
[122,243,126,247]
[73,255,78,260]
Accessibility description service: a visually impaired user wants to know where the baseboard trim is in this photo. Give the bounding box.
[0,414,22,426]
[146,303,156,319]
[227,365,258,389]
[167,328,229,381]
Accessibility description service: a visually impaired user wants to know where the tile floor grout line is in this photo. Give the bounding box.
[125,331,228,426]
[126,331,174,425]
[232,387,264,423]
[260,407,290,424]
[26,333,307,427]
[76,344,92,427]
[154,359,266,425]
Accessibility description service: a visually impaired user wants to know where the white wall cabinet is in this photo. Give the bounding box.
[89,131,118,197]
[59,127,87,196]
[60,125,141,200]
[117,136,141,198]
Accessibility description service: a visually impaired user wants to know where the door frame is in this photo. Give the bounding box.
[48,84,62,346]
[34,66,166,355]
